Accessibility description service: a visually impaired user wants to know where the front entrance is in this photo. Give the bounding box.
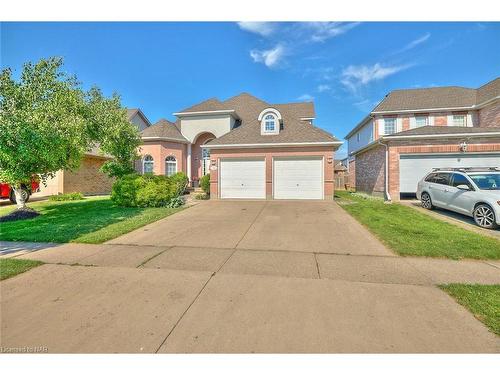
[192,132,216,186]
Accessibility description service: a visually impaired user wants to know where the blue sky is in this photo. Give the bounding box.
[1,22,499,157]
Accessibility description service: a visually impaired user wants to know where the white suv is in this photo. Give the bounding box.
[416,168,500,229]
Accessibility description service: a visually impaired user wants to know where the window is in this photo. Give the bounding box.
[469,174,500,190]
[424,173,437,182]
[415,116,428,127]
[356,133,361,142]
[165,156,177,177]
[143,155,154,174]
[451,173,472,189]
[453,115,466,127]
[264,114,276,132]
[433,173,451,185]
[384,118,396,135]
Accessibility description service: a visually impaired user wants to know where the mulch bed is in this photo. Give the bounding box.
[0,207,40,222]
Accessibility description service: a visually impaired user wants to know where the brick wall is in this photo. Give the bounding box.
[348,159,356,187]
[63,156,114,195]
[138,141,187,175]
[354,145,386,196]
[478,101,500,128]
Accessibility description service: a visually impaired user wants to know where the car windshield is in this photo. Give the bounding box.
[469,173,500,190]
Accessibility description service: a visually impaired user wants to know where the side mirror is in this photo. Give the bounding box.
[456,184,470,191]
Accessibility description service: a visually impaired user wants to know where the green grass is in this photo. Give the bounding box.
[0,258,43,280]
[440,284,500,336]
[335,191,500,259]
[0,197,184,244]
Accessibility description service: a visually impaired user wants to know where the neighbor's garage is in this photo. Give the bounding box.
[399,153,500,193]
[273,157,323,199]
[219,158,266,199]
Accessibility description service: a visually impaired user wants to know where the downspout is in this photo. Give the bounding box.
[378,138,392,202]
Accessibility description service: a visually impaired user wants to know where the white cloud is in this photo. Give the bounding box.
[237,22,275,37]
[297,94,314,102]
[395,33,431,54]
[250,45,285,68]
[341,63,410,92]
[317,84,331,92]
[304,22,360,42]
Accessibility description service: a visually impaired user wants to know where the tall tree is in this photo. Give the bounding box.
[0,57,141,209]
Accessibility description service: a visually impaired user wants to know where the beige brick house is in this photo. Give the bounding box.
[345,77,500,200]
[38,109,151,196]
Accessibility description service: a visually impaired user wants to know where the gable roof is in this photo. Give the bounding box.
[372,77,499,113]
[178,93,339,147]
[127,108,152,127]
[141,119,188,142]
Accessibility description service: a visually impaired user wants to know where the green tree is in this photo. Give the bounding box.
[0,57,141,209]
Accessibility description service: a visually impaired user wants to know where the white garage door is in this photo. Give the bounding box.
[220,158,266,199]
[273,157,323,200]
[400,153,500,193]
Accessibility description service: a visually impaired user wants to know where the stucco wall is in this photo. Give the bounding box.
[180,114,235,143]
[138,141,186,175]
[209,146,335,200]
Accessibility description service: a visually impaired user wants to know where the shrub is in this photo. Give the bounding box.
[200,173,210,194]
[49,192,84,201]
[111,172,188,208]
[194,192,209,200]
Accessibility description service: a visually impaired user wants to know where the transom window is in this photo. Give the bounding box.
[143,155,154,174]
[415,116,428,127]
[165,155,177,177]
[384,118,396,135]
[453,115,466,127]
[264,114,276,132]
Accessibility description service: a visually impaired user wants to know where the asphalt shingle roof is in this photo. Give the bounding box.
[384,125,500,137]
[141,119,188,142]
[177,93,338,146]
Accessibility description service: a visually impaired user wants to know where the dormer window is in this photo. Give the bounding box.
[264,114,276,132]
[258,107,282,135]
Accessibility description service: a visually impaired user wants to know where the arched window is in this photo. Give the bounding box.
[143,155,154,174]
[264,114,276,132]
[165,155,177,177]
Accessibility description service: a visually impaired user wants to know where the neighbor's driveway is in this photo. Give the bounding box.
[1,200,499,353]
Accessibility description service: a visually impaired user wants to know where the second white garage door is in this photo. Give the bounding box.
[220,158,266,199]
[273,157,323,199]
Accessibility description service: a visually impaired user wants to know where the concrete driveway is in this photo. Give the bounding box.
[1,200,499,353]
[107,200,392,256]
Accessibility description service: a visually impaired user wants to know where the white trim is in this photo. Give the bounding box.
[142,136,189,143]
[173,109,240,118]
[257,107,282,121]
[142,154,154,174]
[201,141,343,149]
[384,132,500,140]
[165,155,177,177]
[300,117,315,121]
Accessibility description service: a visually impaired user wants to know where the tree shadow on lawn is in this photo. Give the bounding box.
[0,199,153,243]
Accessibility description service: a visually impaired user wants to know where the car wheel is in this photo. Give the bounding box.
[9,188,30,204]
[421,192,434,210]
[473,204,498,229]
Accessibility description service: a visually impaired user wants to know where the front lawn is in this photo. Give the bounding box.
[335,191,500,259]
[0,197,184,244]
[440,284,500,336]
[0,258,43,280]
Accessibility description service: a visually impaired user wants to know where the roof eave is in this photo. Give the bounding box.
[202,141,343,149]
[173,109,241,119]
[141,136,189,143]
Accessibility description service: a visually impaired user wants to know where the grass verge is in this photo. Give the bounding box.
[440,284,500,336]
[0,197,184,244]
[0,258,43,280]
[335,191,500,259]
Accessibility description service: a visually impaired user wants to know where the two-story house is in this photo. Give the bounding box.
[139,93,342,200]
[345,77,500,200]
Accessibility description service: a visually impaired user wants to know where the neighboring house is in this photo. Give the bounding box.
[345,77,500,200]
[138,93,342,200]
[38,108,151,196]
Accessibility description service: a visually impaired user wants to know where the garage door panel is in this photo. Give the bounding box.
[274,158,323,200]
[220,159,266,199]
[399,153,500,193]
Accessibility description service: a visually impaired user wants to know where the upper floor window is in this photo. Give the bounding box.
[415,116,428,127]
[264,114,276,132]
[356,132,361,142]
[384,118,396,135]
[453,115,466,127]
[165,155,177,177]
[143,155,154,174]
